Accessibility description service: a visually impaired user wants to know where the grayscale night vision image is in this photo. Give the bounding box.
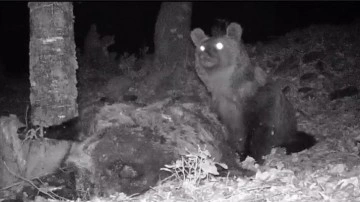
[0,2,360,201]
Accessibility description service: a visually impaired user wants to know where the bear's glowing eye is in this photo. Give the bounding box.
[199,45,205,51]
[215,42,223,50]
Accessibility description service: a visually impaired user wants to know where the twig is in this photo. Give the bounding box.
[0,166,66,191]
[0,180,24,191]
[25,105,29,130]
[1,161,67,200]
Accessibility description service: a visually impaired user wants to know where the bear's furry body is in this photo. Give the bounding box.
[190,22,316,163]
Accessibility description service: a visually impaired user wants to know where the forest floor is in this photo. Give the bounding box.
[1,21,360,202]
[124,20,360,202]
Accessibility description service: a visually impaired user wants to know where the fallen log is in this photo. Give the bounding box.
[67,98,246,195]
[0,98,247,198]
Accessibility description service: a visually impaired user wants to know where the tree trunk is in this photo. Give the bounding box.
[154,2,193,68]
[66,99,243,196]
[28,2,78,127]
[135,2,197,103]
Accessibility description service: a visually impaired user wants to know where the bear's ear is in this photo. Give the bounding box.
[190,28,208,47]
[226,22,243,41]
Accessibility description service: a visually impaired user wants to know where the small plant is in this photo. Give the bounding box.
[21,126,44,144]
[161,145,228,186]
[20,106,44,143]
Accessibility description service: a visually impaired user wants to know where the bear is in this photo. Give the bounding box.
[190,22,316,164]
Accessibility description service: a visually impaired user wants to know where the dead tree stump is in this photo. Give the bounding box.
[66,98,242,195]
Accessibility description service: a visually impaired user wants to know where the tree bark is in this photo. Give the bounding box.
[28,2,78,126]
[135,2,198,103]
[154,2,193,68]
[66,99,241,196]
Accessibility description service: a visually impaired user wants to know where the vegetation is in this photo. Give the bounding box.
[1,2,360,202]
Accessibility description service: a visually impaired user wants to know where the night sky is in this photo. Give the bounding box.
[0,2,360,78]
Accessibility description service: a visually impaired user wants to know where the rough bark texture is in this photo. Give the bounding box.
[0,98,247,198]
[28,2,78,127]
[65,98,242,196]
[154,2,193,68]
[0,116,25,197]
[133,2,199,104]
[0,114,79,198]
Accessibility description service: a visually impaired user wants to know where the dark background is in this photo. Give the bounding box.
[0,2,359,78]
